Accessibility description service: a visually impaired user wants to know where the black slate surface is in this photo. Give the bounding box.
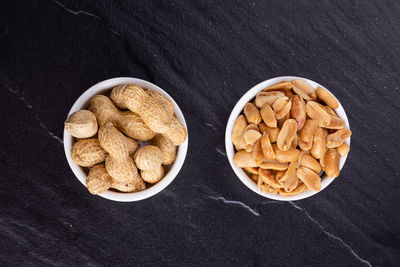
[1,0,399,266]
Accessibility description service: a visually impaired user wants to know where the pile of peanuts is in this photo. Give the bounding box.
[65,84,187,195]
[232,80,351,197]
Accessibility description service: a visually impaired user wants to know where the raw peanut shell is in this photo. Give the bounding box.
[244,103,262,125]
[272,97,292,119]
[72,139,108,167]
[254,91,285,108]
[134,145,163,170]
[89,95,155,141]
[150,134,176,165]
[86,164,113,194]
[337,143,350,157]
[297,167,321,191]
[277,119,297,151]
[260,103,277,127]
[300,153,322,174]
[261,133,275,160]
[162,116,187,146]
[141,166,164,183]
[311,127,328,159]
[306,101,331,127]
[110,84,128,109]
[316,86,339,109]
[122,84,171,133]
[326,128,352,148]
[65,110,98,138]
[290,95,306,131]
[263,81,293,92]
[233,151,258,167]
[323,148,340,178]
[232,115,248,150]
[146,89,174,116]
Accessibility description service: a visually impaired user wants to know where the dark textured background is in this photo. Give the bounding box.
[1,0,399,266]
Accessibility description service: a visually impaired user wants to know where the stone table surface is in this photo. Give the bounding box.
[0,0,399,266]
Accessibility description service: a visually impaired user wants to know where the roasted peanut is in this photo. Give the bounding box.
[291,134,298,148]
[89,95,155,141]
[254,91,285,108]
[244,103,262,125]
[306,101,331,127]
[260,133,275,160]
[65,110,98,138]
[258,177,280,194]
[326,128,352,148]
[266,127,280,143]
[258,122,268,134]
[277,112,290,129]
[260,103,277,127]
[292,80,313,100]
[147,90,174,116]
[324,106,338,117]
[273,144,300,163]
[122,84,171,133]
[282,161,298,192]
[311,127,328,159]
[279,183,308,197]
[252,139,265,164]
[277,119,297,151]
[134,145,163,171]
[337,143,350,157]
[251,174,259,183]
[263,81,293,92]
[324,116,345,129]
[275,170,286,181]
[316,86,339,109]
[162,116,188,146]
[300,119,319,142]
[243,124,262,145]
[244,167,259,175]
[259,169,281,188]
[323,148,340,178]
[272,97,292,119]
[258,159,288,170]
[110,84,128,109]
[232,115,248,150]
[98,122,145,190]
[290,95,306,131]
[299,138,312,151]
[150,134,176,165]
[297,167,321,191]
[284,90,295,98]
[233,151,258,167]
[300,153,322,174]
[141,166,164,183]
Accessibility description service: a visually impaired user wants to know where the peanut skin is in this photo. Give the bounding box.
[290,95,306,131]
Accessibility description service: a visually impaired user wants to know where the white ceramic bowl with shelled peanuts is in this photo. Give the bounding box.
[225,76,351,201]
[63,77,188,202]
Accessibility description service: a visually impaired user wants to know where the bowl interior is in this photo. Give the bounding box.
[225,76,351,201]
[63,77,188,202]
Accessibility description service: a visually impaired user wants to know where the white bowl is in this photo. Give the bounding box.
[225,76,351,201]
[63,77,188,202]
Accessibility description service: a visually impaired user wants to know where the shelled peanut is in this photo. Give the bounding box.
[232,80,351,197]
[65,84,187,195]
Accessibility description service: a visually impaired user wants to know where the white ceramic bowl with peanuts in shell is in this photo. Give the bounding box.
[64,77,188,202]
[225,76,351,201]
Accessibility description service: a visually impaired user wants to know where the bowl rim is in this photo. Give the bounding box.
[63,77,189,202]
[225,76,351,201]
